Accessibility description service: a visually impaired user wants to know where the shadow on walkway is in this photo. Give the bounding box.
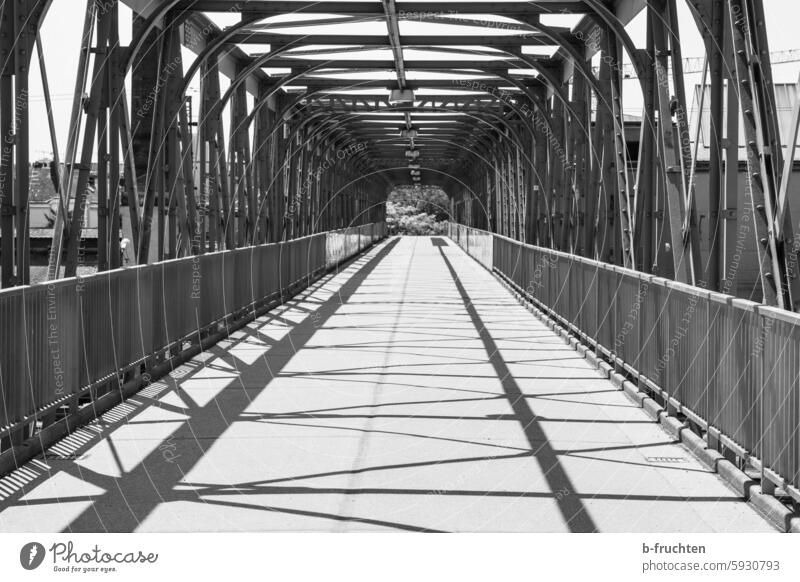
[437,246,597,532]
[0,237,775,533]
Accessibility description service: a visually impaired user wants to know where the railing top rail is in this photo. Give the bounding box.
[459,224,764,316]
[759,304,800,324]
[0,232,336,301]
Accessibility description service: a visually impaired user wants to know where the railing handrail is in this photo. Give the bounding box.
[481,225,784,322]
[0,229,345,300]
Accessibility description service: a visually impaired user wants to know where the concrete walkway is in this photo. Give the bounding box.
[0,237,776,532]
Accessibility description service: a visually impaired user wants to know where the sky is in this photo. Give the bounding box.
[25,0,800,158]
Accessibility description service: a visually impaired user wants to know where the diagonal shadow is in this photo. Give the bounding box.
[436,245,599,533]
[56,238,401,532]
[245,412,652,425]
[178,497,448,533]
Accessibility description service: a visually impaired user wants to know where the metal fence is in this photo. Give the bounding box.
[0,223,385,452]
[447,222,493,270]
[326,223,386,267]
[448,223,799,496]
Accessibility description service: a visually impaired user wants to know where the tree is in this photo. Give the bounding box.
[386,186,450,235]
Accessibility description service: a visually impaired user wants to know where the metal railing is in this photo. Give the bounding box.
[446,222,493,270]
[0,223,386,467]
[448,223,799,499]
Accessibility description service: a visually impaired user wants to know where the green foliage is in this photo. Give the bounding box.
[386,201,448,236]
[389,185,450,221]
[385,186,449,235]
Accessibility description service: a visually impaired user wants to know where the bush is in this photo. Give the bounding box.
[386,202,448,235]
[386,186,449,236]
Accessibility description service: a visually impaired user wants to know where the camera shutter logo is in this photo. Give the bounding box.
[20,542,46,570]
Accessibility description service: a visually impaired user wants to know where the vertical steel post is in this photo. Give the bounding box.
[0,3,15,287]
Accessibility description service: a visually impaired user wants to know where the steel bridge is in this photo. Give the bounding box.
[0,0,799,532]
